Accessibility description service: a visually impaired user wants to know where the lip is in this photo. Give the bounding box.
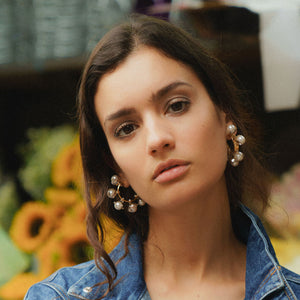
[152,159,190,183]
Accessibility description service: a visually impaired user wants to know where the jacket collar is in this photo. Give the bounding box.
[68,204,289,299]
[238,205,286,299]
[68,233,146,299]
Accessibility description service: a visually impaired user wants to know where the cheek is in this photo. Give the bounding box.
[179,115,222,147]
[109,143,145,181]
[182,114,228,165]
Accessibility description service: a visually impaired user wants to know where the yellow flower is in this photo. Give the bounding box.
[37,234,63,277]
[58,227,92,267]
[54,222,91,267]
[70,201,87,223]
[101,214,123,253]
[10,202,57,253]
[37,212,91,277]
[0,272,41,300]
[51,139,83,189]
[45,187,81,208]
[271,237,300,267]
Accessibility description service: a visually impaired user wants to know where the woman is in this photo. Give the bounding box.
[25,14,300,299]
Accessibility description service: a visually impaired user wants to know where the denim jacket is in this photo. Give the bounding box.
[25,204,300,299]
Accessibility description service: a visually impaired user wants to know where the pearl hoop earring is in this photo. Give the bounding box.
[107,175,145,213]
[226,124,246,167]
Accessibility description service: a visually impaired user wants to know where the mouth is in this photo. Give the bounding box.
[152,159,190,183]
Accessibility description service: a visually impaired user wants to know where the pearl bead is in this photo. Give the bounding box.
[114,201,123,210]
[128,203,138,213]
[234,151,244,162]
[236,135,246,145]
[138,199,145,206]
[226,124,237,136]
[111,175,119,186]
[107,188,116,199]
[230,158,239,167]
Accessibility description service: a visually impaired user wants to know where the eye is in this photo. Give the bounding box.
[114,122,138,138]
[166,98,190,114]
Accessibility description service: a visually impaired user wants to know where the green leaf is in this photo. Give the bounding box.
[0,226,30,286]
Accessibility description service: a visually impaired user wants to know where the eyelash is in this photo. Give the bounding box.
[166,98,190,115]
[114,98,190,138]
[114,121,138,138]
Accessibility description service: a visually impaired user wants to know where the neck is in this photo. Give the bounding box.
[143,183,245,282]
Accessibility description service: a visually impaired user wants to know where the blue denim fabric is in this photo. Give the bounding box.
[24,204,300,299]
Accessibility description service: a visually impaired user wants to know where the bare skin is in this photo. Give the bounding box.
[143,178,246,300]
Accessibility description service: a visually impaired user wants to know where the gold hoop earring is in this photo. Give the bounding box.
[107,175,145,213]
[226,124,246,167]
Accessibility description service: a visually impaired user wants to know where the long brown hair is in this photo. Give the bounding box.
[78,13,270,294]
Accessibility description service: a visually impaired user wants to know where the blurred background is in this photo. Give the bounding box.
[0,0,299,299]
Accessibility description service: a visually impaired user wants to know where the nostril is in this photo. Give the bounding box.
[149,142,173,155]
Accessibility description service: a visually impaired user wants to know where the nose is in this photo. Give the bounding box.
[145,117,175,155]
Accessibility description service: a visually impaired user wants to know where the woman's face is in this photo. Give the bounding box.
[95,47,230,211]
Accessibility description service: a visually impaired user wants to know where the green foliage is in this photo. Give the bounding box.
[0,226,30,286]
[18,125,76,200]
[0,180,19,231]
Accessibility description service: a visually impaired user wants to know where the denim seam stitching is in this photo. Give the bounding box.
[42,282,70,300]
[240,205,286,300]
[252,267,276,299]
[240,205,280,271]
[285,276,300,284]
[67,265,100,299]
[68,291,89,300]
[281,274,298,300]
[284,289,292,300]
[70,265,99,287]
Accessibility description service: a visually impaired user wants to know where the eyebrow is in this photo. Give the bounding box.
[104,81,192,126]
[104,108,136,126]
[151,81,192,103]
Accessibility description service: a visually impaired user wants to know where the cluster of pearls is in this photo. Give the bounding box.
[107,175,145,213]
[226,124,246,167]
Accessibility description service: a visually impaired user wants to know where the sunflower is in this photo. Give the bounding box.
[36,209,90,276]
[51,140,83,189]
[10,202,56,253]
[0,272,41,300]
[59,228,92,267]
[69,201,87,223]
[45,187,81,208]
[37,235,63,277]
[54,217,92,266]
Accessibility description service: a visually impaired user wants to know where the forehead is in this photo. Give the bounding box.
[94,47,205,122]
[97,47,198,89]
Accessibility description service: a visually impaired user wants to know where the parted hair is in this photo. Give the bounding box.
[78,14,270,296]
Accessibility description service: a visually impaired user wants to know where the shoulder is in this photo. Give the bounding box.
[24,233,144,300]
[281,266,300,297]
[24,260,99,300]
